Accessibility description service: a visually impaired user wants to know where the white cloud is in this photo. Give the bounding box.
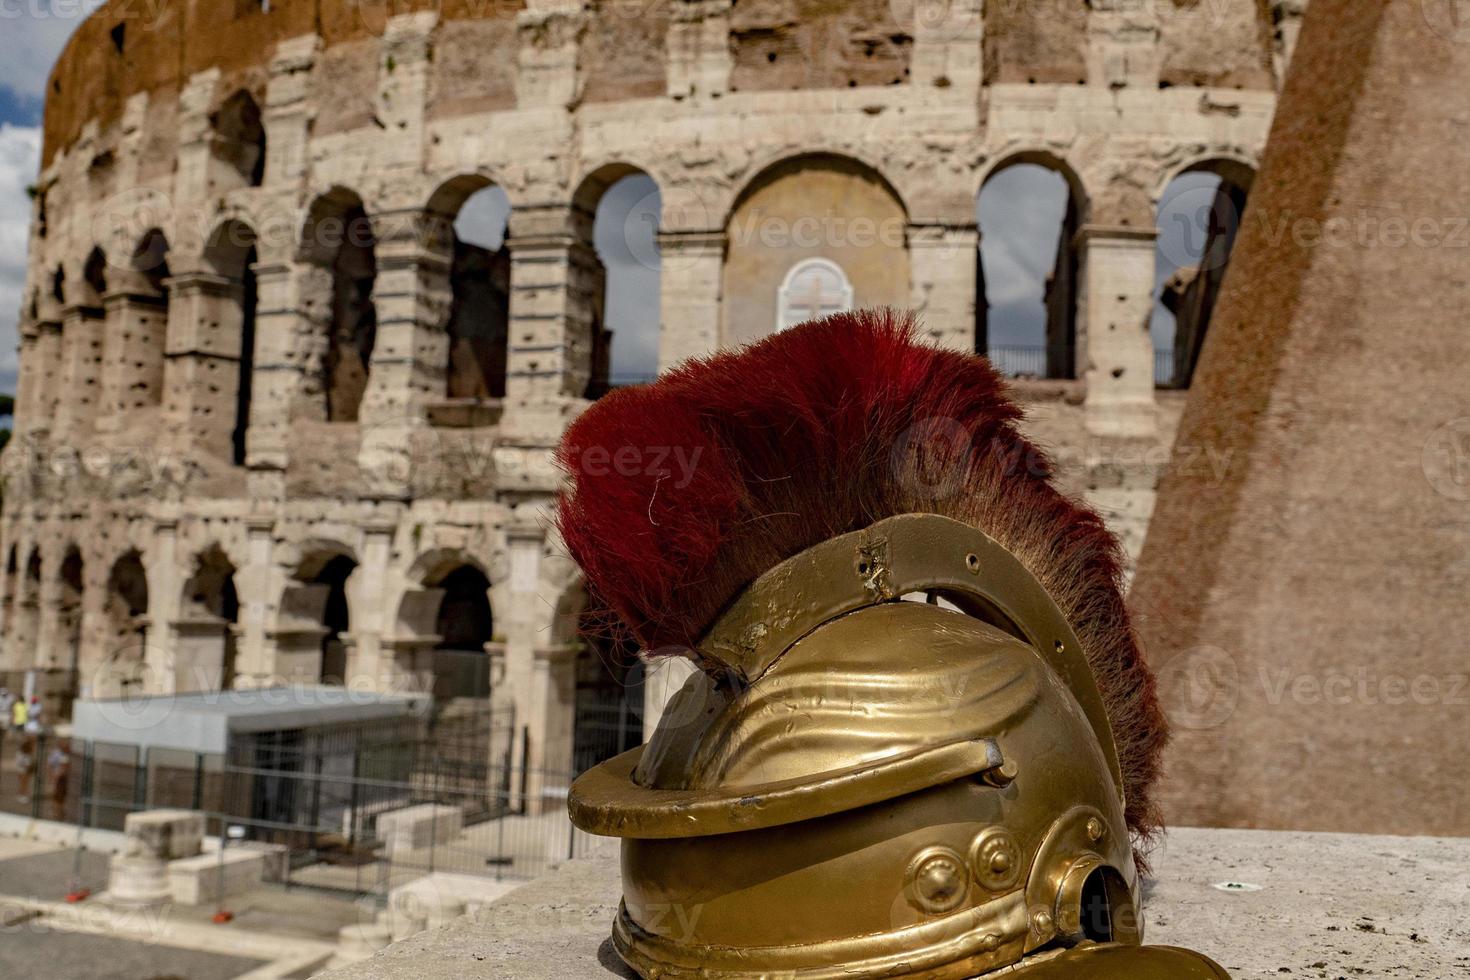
[0,123,40,382]
[0,1,95,104]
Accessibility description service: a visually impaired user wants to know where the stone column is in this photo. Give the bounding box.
[232,514,276,688]
[1079,226,1159,438]
[908,222,978,352]
[242,262,297,497]
[32,560,67,713]
[909,0,983,92]
[667,0,732,99]
[357,211,452,497]
[28,317,64,438]
[526,643,577,813]
[146,515,182,695]
[13,321,39,438]
[656,229,724,370]
[501,206,600,447]
[376,13,436,169]
[53,304,106,444]
[163,270,247,460]
[262,35,320,188]
[98,282,169,431]
[345,520,397,688]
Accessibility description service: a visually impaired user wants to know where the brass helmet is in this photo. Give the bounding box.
[558,311,1228,978]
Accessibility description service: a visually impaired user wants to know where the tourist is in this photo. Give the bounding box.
[10,695,26,733]
[47,741,71,820]
[24,696,43,735]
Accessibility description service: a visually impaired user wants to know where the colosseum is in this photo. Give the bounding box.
[0,0,1302,789]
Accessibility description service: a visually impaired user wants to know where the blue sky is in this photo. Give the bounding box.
[0,1,93,404]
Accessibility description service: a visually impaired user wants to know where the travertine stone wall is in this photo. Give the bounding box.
[3,0,1280,798]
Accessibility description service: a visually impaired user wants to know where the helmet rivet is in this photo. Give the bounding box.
[979,933,1001,953]
[969,828,1022,892]
[1031,909,1053,934]
[1086,818,1106,842]
[906,848,968,915]
[965,553,980,573]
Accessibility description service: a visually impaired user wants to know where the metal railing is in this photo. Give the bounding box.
[0,713,610,897]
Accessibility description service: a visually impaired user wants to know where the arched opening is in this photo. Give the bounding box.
[428,564,494,704]
[54,547,84,715]
[1,546,16,640]
[96,551,149,699]
[210,90,266,189]
[180,545,241,692]
[120,228,171,410]
[301,189,377,422]
[723,153,909,347]
[572,601,644,774]
[1153,161,1254,388]
[427,177,512,403]
[977,156,1085,379]
[204,220,260,464]
[82,247,108,303]
[307,555,356,685]
[575,166,661,394]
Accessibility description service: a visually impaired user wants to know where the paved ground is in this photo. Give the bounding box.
[323,827,1470,980]
[0,926,265,980]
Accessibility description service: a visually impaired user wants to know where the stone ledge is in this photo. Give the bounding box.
[321,827,1470,979]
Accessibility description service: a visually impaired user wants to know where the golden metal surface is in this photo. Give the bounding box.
[567,514,1228,978]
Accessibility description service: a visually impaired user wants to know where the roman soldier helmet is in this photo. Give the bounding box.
[557,311,1227,978]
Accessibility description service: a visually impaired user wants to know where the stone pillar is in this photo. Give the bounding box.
[98,283,169,431]
[376,13,436,169]
[146,515,182,695]
[173,68,222,204]
[1086,0,1161,90]
[345,520,396,687]
[52,304,107,444]
[13,321,39,438]
[656,229,724,370]
[908,222,978,352]
[515,0,588,109]
[163,270,247,461]
[109,809,204,908]
[242,262,296,496]
[667,0,732,99]
[32,562,68,712]
[262,35,320,188]
[501,206,599,446]
[526,643,577,812]
[1079,226,1158,438]
[29,318,63,438]
[909,0,983,92]
[233,515,276,688]
[357,211,452,497]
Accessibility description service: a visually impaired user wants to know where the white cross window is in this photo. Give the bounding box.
[777,258,854,331]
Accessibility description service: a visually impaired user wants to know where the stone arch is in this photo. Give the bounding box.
[722,152,910,347]
[203,218,261,464]
[1153,157,1257,389]
[94,549,149,700]
[276,542,359,685]
[426,174,511,401]
[571,162,663,395]
[80,246,108,306]
[977,150,1089,379]
[178,543,241,692]
[209,89,266,190]
[299,187,377,422]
